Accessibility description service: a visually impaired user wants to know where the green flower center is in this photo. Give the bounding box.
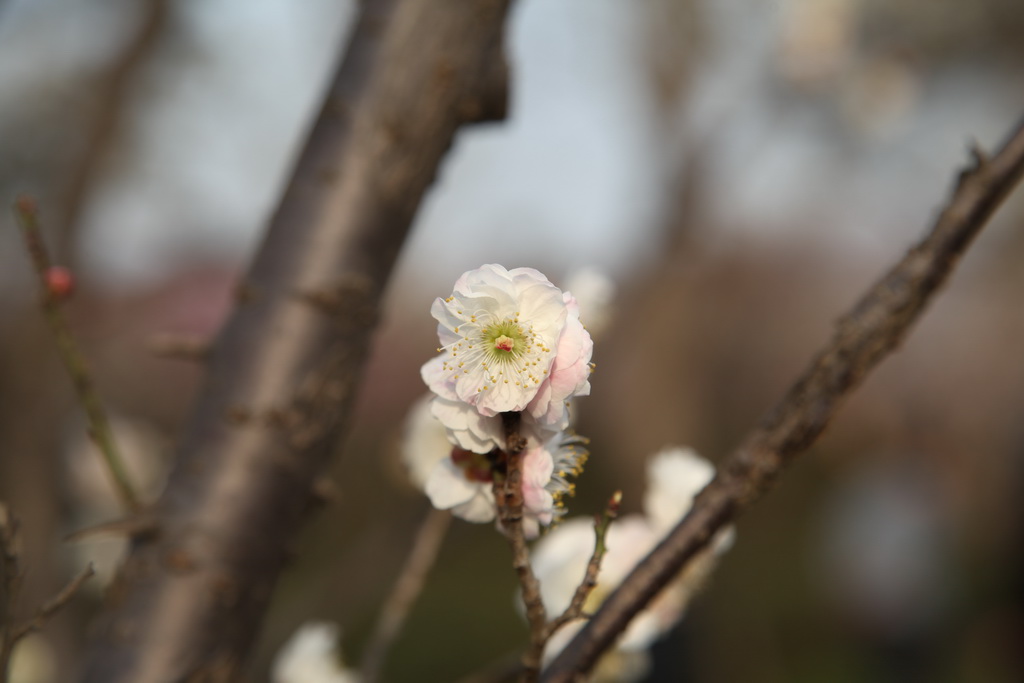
[482,320,528,362]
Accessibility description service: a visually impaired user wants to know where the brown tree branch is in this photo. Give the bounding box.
[80,0,513,680]
[542,115,1024,681]
[494,412,547,682]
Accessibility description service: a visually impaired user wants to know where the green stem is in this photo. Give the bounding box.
[13,197,140,512]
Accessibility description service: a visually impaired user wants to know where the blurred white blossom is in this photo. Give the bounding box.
[271,622,359,683]
[564,267,616,338]
[643,446,715,535]
[8,634,57,683]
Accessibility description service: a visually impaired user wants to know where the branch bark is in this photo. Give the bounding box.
[495,412,547,682]
[542,117,1024,681]
[81,1,512,680]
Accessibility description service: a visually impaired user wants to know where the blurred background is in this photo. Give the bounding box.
[1,0,1023,681]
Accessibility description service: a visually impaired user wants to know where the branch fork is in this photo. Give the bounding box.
[495,413,620,682]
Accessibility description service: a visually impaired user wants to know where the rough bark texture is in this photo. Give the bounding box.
[541,118,1024,681]
[81,1,511,680]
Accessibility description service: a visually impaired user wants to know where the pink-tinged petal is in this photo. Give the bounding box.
[421,355,459,401]
[522,456,554,515]
[526,303,593,426]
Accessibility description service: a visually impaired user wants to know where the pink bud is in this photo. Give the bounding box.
[45,266,75,300]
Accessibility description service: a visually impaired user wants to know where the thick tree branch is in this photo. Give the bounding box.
[81,1,512,680]
[542,116,1024,681]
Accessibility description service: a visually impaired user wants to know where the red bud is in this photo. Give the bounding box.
[45,266,75,300]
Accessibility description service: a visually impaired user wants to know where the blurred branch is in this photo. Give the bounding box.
[0,504,20,627]
[13,198,141,513]
[542,116,1024,681]
[54,0,168,263]
[6,565,95,644]
[81,0,513,680]
[360,508,451,683]
[1,504,94,683]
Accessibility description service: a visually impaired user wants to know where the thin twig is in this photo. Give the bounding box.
[465,492,620,683]
[542,117,1024,682]
[63,513,159,543]
[544,491,621,640]
[360,508,452,683]
[494,412,546,682]
[8,564,95,643]
[1,504,94,683]
[13,198,140,513]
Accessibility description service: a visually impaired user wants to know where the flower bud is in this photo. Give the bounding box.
[45,266,75,300]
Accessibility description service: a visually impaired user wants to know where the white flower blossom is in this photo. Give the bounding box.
[402,396,497,523]
[401,397,586,537]
[429,395,558,455]
[271,622,360,683]
[422,264,593,431]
